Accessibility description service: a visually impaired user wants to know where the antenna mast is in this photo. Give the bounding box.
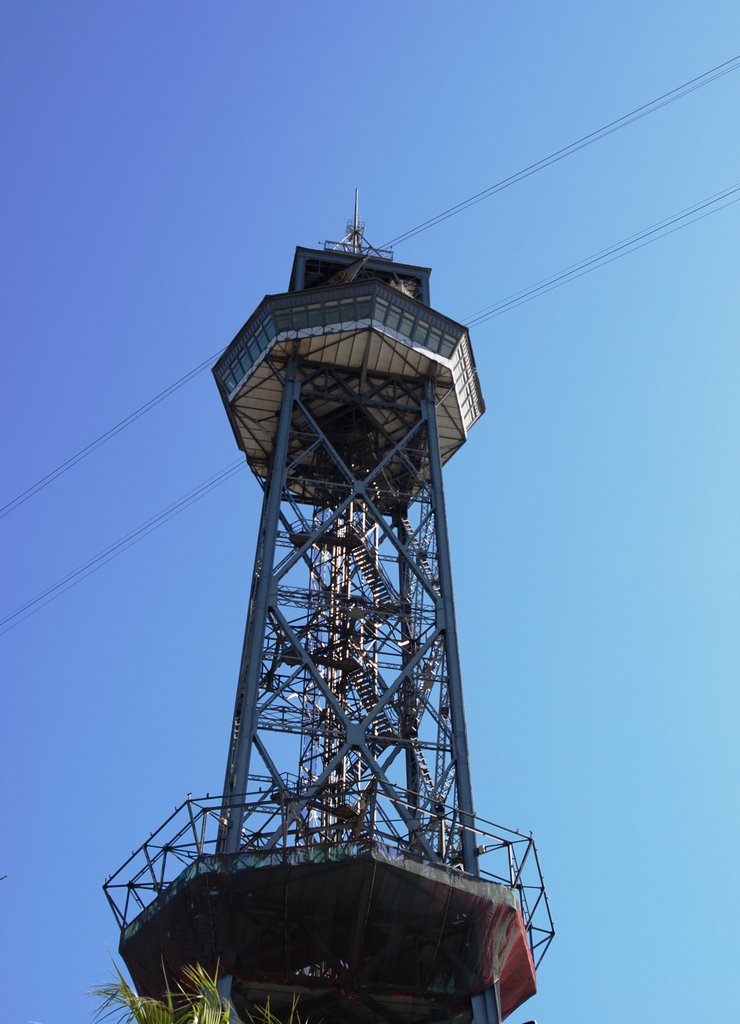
[324,189,394,259]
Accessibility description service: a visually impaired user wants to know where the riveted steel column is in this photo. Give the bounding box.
[471,980,502,1024]
[220,358,299,854]
[423,377,478,872]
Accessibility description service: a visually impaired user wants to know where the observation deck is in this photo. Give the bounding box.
[214,277,484,483]
[105,794,553,1024]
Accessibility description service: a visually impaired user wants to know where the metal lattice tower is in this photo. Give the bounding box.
[216,279,481,870]
[104,205,554,1024]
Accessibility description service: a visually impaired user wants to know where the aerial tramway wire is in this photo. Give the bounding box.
[0,349,223,521]
[381,53,740,249]
[463,182,740,325]
[2,180,738,638]
[0,459,244,636]
[1,54,737,522]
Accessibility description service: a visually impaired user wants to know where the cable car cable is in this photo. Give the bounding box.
[382,53,740,249]
[2,183,738,637]
[1,54,738,521]
[0,459,244,636]
[462,182,740,326]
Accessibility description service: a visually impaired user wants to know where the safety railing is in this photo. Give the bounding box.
[104,786,554,969]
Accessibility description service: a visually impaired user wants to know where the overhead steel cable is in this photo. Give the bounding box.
[2,183,739,637]
[381,53,740,249]
[0,348,224,521]
[463,182,740,326]
[2,54,737,524]
[0,459,244,637]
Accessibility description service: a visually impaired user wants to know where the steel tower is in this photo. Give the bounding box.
[104,202,553,1024]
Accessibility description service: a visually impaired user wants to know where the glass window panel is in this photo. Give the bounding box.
[385,305,401,331]
[356,296,372,319]
[399,312,415,337]
[413,319,430,346]
[375,297,388,322]
[325,301,340,323]
[307,303,323,327]
[440,334,456,357]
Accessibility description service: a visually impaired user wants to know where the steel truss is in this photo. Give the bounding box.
[103,792,554,971]
[105,252,554,1024]
[219,355,478,869]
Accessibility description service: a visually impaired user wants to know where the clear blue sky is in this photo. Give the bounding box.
[1,4,739,1022]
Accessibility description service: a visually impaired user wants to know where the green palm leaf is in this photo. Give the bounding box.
[92,962,232,1024]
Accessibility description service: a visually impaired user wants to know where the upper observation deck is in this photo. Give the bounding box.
[213,248,484,481]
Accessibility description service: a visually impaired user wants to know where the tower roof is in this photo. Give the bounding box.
[288,246,432,304]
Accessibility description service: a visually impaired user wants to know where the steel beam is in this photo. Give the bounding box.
[219,358,299,853]
[423,378,479,871]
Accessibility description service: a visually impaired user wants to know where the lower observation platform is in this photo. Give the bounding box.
[104,795,553,1024]
[121,846,534,1023]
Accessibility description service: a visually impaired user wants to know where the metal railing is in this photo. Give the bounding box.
[104,787,554,969]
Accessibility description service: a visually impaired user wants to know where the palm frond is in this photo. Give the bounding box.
[92,964,177,1024]
[242,995,300,1024]
[92,961,301,1024]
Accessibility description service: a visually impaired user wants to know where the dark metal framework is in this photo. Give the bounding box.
[323,188,394,260]
[218,353,479,871]
[105,238,554,1024]
[104,792,554,969]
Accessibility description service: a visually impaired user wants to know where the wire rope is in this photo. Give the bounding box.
[381,54,740,249]
[463,183,740,326]
[0,349,224,521]
[1,55,737,521]
[2,182,738,637]
[0,459,244,636]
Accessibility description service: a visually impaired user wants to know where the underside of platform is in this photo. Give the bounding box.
[120,846,535,1022]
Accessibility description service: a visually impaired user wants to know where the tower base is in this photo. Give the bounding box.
[120,844,535,1022]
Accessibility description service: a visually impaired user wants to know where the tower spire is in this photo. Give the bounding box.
[324,189,394,260]
[351,187,360,252]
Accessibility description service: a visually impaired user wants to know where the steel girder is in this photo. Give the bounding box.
[219,355,478,871]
